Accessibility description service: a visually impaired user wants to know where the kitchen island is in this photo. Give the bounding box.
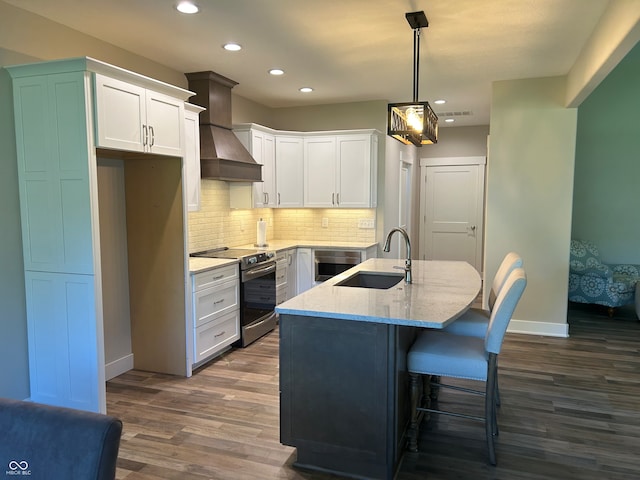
[276,259,481,480]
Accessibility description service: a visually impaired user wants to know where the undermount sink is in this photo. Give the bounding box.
[335,271,404,289]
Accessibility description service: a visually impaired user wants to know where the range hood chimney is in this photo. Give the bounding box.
[185,71,262,182]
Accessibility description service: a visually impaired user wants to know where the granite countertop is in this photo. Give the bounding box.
[275,258,481,328]
[236,239,378,252]
[189,257,239,274]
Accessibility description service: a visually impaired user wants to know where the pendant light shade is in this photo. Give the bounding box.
[387,11,438,146]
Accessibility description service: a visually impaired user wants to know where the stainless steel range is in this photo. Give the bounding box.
[191,247,277,347]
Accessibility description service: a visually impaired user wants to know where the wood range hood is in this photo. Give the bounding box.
[185,71,262,182]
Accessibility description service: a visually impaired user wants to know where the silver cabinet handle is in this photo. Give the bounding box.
[142,125,148,146]
[336,193,340,205]
[149,126,155,147]
[264,192,268,205]
[213,298,225,305]
[214,331,226,338]
[278,193,281,205]
[332,193,335,205]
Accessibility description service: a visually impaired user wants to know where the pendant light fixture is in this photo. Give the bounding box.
[387,11,438,146]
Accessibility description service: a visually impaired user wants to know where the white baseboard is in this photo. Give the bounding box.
[507,318,569,338]
[105,353,134,381]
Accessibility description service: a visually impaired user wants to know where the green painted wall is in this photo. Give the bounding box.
[572,43,640,264]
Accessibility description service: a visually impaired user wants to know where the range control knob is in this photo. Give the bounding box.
[266,252,275,259]
[247,256,257,265]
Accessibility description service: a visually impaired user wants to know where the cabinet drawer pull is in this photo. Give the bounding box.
[142,124,148,146]
[149,125,155,146]
[211,274,224,280]
[213,299,225,305]
[214,331,226,338]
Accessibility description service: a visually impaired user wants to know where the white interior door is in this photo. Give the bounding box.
[419,157,485,271]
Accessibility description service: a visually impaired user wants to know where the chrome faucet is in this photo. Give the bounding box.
[383,227,412,284]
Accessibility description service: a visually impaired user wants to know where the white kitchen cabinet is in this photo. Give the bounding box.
[304,133,378,208]
[233,125,276,208]
[275,136,304,207]
[231,125,378,209]
[286,249,297,300]
[8,57,194,413]
[184,103,205,211]
[336,134,378,208]
[304,136,337,207]
[275,251,288,306]
[192,264,240,366]
[94,73,185,156]
[296,248,314,294]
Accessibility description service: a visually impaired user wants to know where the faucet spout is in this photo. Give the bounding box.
[383,227,412,283]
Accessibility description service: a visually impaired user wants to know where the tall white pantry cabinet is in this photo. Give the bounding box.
[7,57,195,413]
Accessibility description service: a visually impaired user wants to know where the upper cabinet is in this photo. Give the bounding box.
[275,136,304,207]
[304,136,337,207]
[94,74,185,156]
[234,125,277,208]
[304,134,378,208]
[336,134,378,208]
[233,124,379,209]
[184,103,205,212]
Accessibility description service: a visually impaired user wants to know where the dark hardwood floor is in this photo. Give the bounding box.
[108,304,640,479]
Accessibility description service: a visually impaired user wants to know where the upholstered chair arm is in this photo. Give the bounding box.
[570,263,613,278]
[610,263,640,280]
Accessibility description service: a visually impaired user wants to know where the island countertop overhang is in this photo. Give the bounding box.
[275,258,481,329]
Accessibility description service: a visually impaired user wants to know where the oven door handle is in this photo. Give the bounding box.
[243,262,276,281]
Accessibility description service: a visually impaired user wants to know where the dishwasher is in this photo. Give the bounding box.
[314,250,362,282]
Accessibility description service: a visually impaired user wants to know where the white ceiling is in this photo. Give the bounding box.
[5,0,612,126]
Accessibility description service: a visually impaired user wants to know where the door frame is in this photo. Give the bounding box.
[419,156,486,271]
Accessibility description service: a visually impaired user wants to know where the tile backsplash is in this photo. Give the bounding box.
[187,180,376,252]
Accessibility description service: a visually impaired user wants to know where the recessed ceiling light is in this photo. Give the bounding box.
[299,87,313,93]
[434,99,446,105]
[445,118,455,123]
[269,69,285,76]
[176,1,199,14]
[223,43,242,52]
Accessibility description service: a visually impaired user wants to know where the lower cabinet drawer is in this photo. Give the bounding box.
[194,310,240,364]
[194,279,239,328]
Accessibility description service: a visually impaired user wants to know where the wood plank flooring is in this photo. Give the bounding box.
[107,304,640,479]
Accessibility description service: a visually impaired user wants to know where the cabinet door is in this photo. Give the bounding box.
[94,74,145,153]
[286,249,297,299]
[24,271,102,412]
[13,72,95,274]
[337,134,372,208]
[145,90,184,156]
[304,136,336,207]
[275,136,304,207]
[184,108,201,211]
[262,133,277,207]
[296,248,313,294]
[250,130,277,207]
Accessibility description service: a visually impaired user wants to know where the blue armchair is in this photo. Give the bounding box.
[569,239,640,316]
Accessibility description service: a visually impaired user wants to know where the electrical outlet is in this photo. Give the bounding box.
[321,217,329,228]
[358,218,375,229]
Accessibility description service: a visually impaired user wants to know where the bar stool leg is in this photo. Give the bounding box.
[408,372,422,452]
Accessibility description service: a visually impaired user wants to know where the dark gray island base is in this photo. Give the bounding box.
[279,313,416,480]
